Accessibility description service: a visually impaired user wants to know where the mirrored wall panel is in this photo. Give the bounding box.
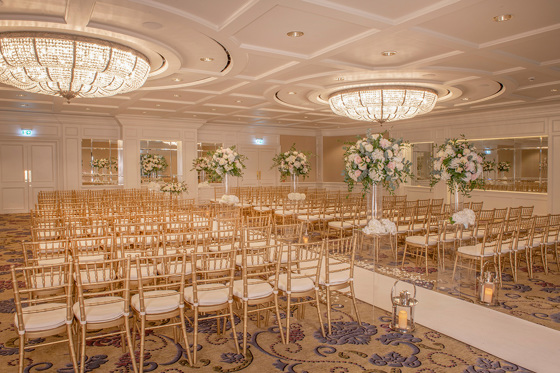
[140,140,179,182]
[410,142,433,187]
[472,136,547,193]
[82,139,122,186]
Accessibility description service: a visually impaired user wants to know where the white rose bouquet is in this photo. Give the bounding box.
[160,181,188,195]
[219,194,240,205]
[271,144,312,181]
[363,218,397,235]
[287,193,306,201]
[430,137,484,195]
[343,131,412,194]
[450,208,476,228]
[208,146,246,181]
[191,157,210,172]
[91,158,111,170]
[497,161,511,173]
[141,154,168,176]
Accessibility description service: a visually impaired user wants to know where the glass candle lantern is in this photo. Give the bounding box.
[390,280,418,333]
[476,262,499,306]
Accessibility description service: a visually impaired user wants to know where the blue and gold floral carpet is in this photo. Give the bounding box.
[0,214,531,372]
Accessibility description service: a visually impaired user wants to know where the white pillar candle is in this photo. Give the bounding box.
[398,310,408,329]
[483,286,493,303]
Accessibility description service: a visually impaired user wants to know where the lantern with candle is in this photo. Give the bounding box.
[476,261,499,306]
[390,280,418,333]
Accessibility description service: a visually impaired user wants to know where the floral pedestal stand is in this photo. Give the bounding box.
[290,174,299,193]
[362,184,396,262]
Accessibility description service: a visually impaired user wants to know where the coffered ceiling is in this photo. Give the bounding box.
[0,0,559,130]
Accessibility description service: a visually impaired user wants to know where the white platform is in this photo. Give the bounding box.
[354,266,560,373]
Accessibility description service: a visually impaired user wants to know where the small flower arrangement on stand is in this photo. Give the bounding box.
[343,131,412,234]
[430,137,484,212]
[160,181,188,195]
[192,157,211,186]
[497,161,511,175]
[287,192,306,201]
[141,154,168,179]
[271,144,311,191]
[208,146,246,199]
[91,158,111,170]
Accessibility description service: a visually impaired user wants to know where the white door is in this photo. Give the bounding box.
[238,146,277,187]
[0,142,57,213]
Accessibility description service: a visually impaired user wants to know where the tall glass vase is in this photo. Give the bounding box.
[200,170,206,183]
[368,183,383,220]
[450,184,461,213]
[224,173,230,195]
[291,173,299,193]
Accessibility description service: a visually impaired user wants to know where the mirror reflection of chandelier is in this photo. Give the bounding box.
[328,85,438,124]
[0,32,151,102]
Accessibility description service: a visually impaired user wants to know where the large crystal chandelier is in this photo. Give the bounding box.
[0,32,150,102]
[328,85,438,124]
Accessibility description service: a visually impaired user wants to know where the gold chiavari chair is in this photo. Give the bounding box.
[31,225,67,241]
[320,235,361,334]
[496,217,520,284]
[22,239,70,267]
[452,221,504,281]
[11,261,78,373]
[520,206,534,217]
[70,236,112,263]
[493,208,508,222]
[326,201,356,239]
[73,257,137,373]
[131,254,193,371]
[184,247,239,362]
[526,215,551,277]
[277,240,325,343]
[401,213,441,275]
[233,243,285,354]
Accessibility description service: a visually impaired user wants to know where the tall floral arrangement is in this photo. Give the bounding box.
[140,154,168,176]
[430,137,484,195]
[208,146,246,181]
[497,161,511,172]
[343,131,412,194]
[91,158,112,170]
[160,181,188,195]
[191,157,210,172]
[271,145,311,181]
[482,160,495,172]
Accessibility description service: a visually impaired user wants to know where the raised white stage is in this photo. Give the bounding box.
[354,266,560,373]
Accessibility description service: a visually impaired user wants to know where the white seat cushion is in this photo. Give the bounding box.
[131,290,180,314]
[275,210,294,216]
[36,257,66,266]
[77,254,106,263]
[406,235,438,246]
[233,279,273,300]
[253,206,271,212]
[235,254,267,267]
[297,215,320,222]
[319,269,350,286]
[457,243,495,257]
[15,303,67,332]
[328,221,353,229]
[276,273,314,293]
[73,296,125,323]
[157,262,192,276]
[184,283,230,306]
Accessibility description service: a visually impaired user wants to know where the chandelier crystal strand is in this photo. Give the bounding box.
[0,32,150,102]
[328,86,438,123]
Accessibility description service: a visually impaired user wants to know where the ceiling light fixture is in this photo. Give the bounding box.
[493,14,513,22]
[328,85,438,124]
[200,57,214,62]
[173,77,182,82]
[0,32,150,103]
[551,89,558,92]
[286,31,304,37]
[288,91,297,95]
[381,51,397,56]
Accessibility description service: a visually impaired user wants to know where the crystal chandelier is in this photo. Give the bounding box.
[328,85,438,124]
[0,32,150,102]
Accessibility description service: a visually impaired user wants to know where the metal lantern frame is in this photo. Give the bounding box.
[389,280,418,333]
[476,261,500,306]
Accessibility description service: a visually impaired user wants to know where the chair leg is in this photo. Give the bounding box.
[273,294,285,344]
[79,326,87,373]
[285,295,291,343]
[242,301,248,354]
[325,287,332,334]
[314,289,326,338]
[18,334,25,373]
[124,317,139,373]
[139,316,146,373]
[228,302,240,354]
[178,309,193,366]
[401,244,408,268]
[349,283,362,326]
[192,310,199,363]
[452,255,459,279]
[66,323,79,373]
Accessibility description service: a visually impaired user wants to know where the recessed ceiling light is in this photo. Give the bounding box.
[381,50,397,57]
[288,91,297,95]
[21,104,28,107]
[286,31,304,37]
[236,100,242,103]
[16,93,25,97]
[528,77,536,81]
[85,108,91,110]
[551,89,558,92]
[200,57,214,62]
[211,108,216,111]
[193,114,197,117]
[173,94,181,97]
[334,77,345,81]
[493,14,513,22]
[155,104,161,107]
[173,78,182,82]
[304,116,308,119]
[462,98,470,101]
[142,111,147,114]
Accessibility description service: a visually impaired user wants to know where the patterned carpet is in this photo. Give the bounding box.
[0,214,532,372]
[357,234,560,331]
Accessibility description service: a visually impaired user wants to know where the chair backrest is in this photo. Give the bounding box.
[272,223,303,244]
[74,257,131,322]
[283,240,323,291]
[322,235,356,285]
[31,226,67,241]
[11,261,74,334]
[545,214,560,243]
[22,239,70,266]
[238,244,279,299]
[189,248,236,303]
[530,215,550,245]
[520,206,534,217]
[479,221,504,255]
[70,236,112,262]
[119,234,160,258]
[493,208,508,222]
